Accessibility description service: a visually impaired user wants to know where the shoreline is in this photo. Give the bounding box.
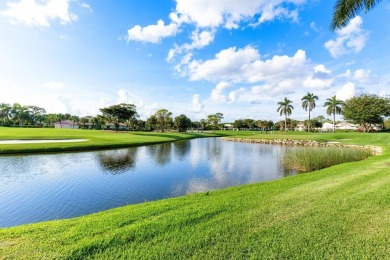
[221,137,383,155]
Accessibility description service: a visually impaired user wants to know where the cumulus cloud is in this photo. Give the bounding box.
[43,81,64,89]
[172,0,304,29]
[336,82,356,101]
[324,16,369,58]
[128,0,306,48]
[191,94,204,112]
[1,0,78,27]
[167,29,216,62]
[127,20,178,43]
[185,46,308,85]
[210,82,231,103]
[303,64,334,89]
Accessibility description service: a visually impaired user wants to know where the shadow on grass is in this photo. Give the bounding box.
[132,132,226,140]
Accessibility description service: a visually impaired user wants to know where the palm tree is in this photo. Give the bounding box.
[0,103,11,126]
[301,92,319,132]
[324,95,345,133]
[277,97,294,131]
[331,0,382,30]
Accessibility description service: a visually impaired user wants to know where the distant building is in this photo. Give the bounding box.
[53,120,79,129]
[105,123,129,131]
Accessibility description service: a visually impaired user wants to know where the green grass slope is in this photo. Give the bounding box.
[0,130,389,258]
[0,128,218,154]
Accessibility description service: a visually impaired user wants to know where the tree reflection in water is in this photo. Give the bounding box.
[173,140,191,161]
[95,148,138,174]
[146,142,172,166]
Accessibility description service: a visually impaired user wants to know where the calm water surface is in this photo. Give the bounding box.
[0,138,295,227]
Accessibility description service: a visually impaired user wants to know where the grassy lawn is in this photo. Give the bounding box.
[0,127,218,154]
[0,129,389,258]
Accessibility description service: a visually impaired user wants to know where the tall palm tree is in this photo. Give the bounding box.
[277,97,294,131]
[324,95,345,133]
[331,0,382,30]
[301,92,319,132]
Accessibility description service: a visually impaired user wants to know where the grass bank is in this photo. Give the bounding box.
[0,128,218,154]
[0,130,389,258]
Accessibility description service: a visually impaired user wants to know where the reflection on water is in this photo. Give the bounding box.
[146,142,172,166]
[173,140,191,161]
[96,148,138,174]
[0,138,296,228]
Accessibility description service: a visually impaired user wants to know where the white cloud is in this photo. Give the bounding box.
[1,0,78,27]
[210,82,231,103]
[324,16,369,58]
[43,81,64,89]
[185,46,308,86]
[303,64,334,89]
[191,94,204,112]
[310,21,320,32]
[172,0,305,29]
[127,20,178,43]
[336,82,356,101]
[167,29,215,62]
[81,3,93,12]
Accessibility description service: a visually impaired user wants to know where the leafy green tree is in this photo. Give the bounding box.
[146,115,158,131]
[324,95,345,132]
[207,113,224,132]
[343,94,390,132]
[154,109,173,132]
[174,114,191,132]
[80,117,89,129]
[0,103,11,126]
[70,115,80,129]
[384,118,390,130]
[331,0,382,30]
[100,103,137,131]
[10,103,30,127]
[27,106,46,126]
[277,97,294,131]
[301,92,319,132]
[200,119,207,132]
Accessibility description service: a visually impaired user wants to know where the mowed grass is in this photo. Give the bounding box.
[0,129,389,258]
[0,127,218,154]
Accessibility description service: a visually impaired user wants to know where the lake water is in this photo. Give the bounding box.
[0,137,296,228]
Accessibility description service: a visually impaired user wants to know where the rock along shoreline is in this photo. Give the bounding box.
[221,137,382,155]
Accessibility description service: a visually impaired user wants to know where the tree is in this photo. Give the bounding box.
[100,103,137,131]
[154,109,173,132]
[0,103,11,126]
[331,0,382,30]
[343,94,390,132]
[146,115,158,131]
[207,113,224,132]
[277,97,294,131]
[324,95,345,132]
[200,119,207,132]
[70,115,79,129]
[28,106,46,126]
[10,103,30,127]
[174,114,191,132]
[301,92,319,132]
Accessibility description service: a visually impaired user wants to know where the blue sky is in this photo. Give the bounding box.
[0,0,389,122]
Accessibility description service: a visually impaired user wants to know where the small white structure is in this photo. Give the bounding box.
[53,120,79,129]
[295,124,305,131]
[336,122,358,130]
[105,123,129,131]
[321,122,334,131]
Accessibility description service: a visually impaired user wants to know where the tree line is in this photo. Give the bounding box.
[277,93,390,132]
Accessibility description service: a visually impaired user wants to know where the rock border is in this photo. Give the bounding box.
[221,137,382,155]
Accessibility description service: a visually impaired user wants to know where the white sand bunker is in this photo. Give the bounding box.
[0,139,88,144]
